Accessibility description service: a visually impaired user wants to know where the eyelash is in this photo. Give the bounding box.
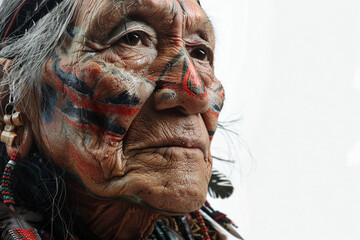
[118,31,150,46]
[115,30,213,65]
[187,46,213,65]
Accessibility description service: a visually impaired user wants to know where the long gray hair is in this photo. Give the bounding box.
[0,0,76,120]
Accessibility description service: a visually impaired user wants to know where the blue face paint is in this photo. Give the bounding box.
[41,84,56,123]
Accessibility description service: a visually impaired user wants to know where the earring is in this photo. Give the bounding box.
[0,113,41,239]
[1,153,18,206]
[0,104,23,206]
[0,102,24,207]
[1,152,42,239]
[0,107,23,147]
[1,80,23,147]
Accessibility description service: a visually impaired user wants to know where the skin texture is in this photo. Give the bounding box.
[31,0,225,238]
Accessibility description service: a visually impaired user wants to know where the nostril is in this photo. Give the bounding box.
[173,106,186,114]
[159,90,176,101]
[153,88,179,111]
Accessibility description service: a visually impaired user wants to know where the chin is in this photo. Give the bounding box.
[71,144,212,214]
[114,148,212,214]
[105,166,211,214]
[134,182,209,214]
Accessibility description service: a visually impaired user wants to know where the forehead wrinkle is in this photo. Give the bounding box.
[173,0,213,42]
[75,0,128,42]
[180,0,214,43]
[75,0,108,31]
[110,0,180,24]
[78,0,213,43]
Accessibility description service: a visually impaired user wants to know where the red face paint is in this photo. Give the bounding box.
[182,60,207,99]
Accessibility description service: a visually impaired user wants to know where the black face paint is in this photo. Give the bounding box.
[158,51,185,81]
[61,99,127,136]
[65,27,75,38]
[208,130,215,137]
[53,54,94,97]
[181,59,206,100]
[96,91,140,107]
[211,102,223,113]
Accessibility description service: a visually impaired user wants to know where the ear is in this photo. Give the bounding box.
[0,58,12,110]
[0,58,34,160]
[0,58,12,79]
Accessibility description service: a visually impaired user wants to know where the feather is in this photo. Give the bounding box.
[208,170,234,199]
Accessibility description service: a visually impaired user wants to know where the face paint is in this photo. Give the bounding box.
[41,84,56,123]
[53,54,94,96]
[157,51,207,101]
[182,60,207,100]
[42,47,154,139]
[158,51,185,82]
[36,0,224,217]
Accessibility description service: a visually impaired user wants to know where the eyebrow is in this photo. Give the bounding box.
[92,0,213,44]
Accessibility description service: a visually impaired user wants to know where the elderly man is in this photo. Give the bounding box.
[0,0,242,239]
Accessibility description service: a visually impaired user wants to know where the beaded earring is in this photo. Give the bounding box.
[0,95,23,207]
[0,105,23,206]
[1,153,18,206]
[0,102,41,239]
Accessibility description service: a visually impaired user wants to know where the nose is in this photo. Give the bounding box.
[153,54,209,115]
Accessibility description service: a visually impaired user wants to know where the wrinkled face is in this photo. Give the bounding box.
[38,0,224,213]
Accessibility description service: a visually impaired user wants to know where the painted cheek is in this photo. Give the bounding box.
[41,83,57,123]
[42,55,156,139]
[203,85,225,141]
[75,61,104,88]
[208,130,215,141]
[42,69,131,138]
[203,108,219,142]
[51,56,140,109]
[209,83,225,116]
[93,74,142,108]
[207,96,223,119]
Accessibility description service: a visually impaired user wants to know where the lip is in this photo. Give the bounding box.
[156,140,205,152]
[128,138,208,159]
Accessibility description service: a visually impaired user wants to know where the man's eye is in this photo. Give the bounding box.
[190,47,211,62]
[119,32,142,46]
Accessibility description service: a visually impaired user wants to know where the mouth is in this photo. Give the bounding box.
[140,139,207,158]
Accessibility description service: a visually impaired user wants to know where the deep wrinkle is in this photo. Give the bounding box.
[36,3,225,238]
[0,0,228,238]
[84,0,213,45]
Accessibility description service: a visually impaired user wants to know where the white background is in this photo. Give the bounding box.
[2,0,360,239]
[203,0,360,239]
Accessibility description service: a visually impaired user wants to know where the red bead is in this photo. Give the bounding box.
[11,228,41,240]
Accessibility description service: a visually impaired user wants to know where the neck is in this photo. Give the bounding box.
[66,181,161,240]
